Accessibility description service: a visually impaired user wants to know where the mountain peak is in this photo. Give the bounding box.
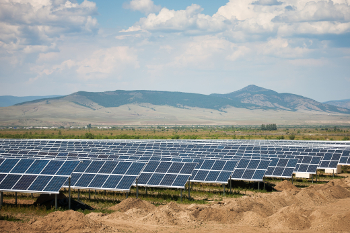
[238,85,271,93]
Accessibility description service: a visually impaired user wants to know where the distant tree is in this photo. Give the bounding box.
[261,124,277,131]
[87,124,92,129]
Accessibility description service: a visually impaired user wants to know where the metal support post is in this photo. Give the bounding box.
[126,192,128,198]
[136,178,139,199]
[316,171,318,183]
[230,176,232,194]
[89,189,90,200]
[0,192,3,209]
[95,190,97,195]
[55,194,57,210]
[180,189,183,202]
[15,192,17,206]
[188,177,191,200]
[68,177,71,210]
[264,181,266,190]
[31,193,33,198]
[223,184,225,196]
[145,187,147,196]
[104,190,106,196]
[78,189,80,201]
[312,175,313,184]
[292,175,293,184]
[333,170,334,179]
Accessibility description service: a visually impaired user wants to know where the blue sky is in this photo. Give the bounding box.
[0,0,350,102]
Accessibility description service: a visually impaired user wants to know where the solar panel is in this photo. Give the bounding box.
[137,161,196,189]
[231,159,270,182]
[63,160,146,192]
[0,158,79,194]
[264,158,298,178]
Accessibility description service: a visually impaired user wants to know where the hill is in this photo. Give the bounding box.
[324,99,350,110]
[0,95,62,107]
[212,85,349,113]
[1,86,350,126]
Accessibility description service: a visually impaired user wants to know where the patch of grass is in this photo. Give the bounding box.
[0,214,22,222]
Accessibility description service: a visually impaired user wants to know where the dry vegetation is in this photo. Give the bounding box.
[1,125,350,141]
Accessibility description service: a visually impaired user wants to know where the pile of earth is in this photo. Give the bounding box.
[2,177,350,232]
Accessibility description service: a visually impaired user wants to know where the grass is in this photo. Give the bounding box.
[1,125,349,141]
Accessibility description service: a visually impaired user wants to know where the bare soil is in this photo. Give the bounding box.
[2,178,350,232]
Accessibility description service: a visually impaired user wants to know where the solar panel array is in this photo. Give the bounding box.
[63,160,146,191]
[0,158,79,194]
[137,161,197,188]
[0,138,350,193]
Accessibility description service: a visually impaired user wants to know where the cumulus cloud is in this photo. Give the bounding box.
[122,0,350,38]
[32,46,139,80]
[122,4,227,34]
[123,0,161,15]
[0,0,98,53]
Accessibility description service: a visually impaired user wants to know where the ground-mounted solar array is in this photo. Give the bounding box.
[62,160,146,191]
[0,158,79,194]
[0,138,350,195]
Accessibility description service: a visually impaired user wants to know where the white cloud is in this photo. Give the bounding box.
[123,4,227,34]
[0,0,98,53]
[123,0,350,38]
[32,46,139,81]
[124,0,161,15]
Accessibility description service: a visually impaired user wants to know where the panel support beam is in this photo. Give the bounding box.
[188,177,191,200]
[136,178,139,199]
[68,177,71,210]
[0,192,3,209]
[55,194,57,210]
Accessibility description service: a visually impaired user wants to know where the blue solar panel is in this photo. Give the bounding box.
[56,161,80,176]
[44,176,68,192]
[160,174,177,186]
[231,169,244,179]
[112,162,132,174]
[137,173,152,185]
[102,175,122,189]
[126,163,145,175]
[99,161,118,174]
[0,174,21,189]
[10,159,34,174]
[41,160,64,175]
[13,175,36,190]
[117,176,136,190]
[0,159,19,173]
[168,163,183,173]
[172,175,189,187]
[75,174,95,187]
[74,160,91,172]
[26,160,49,174]
[88,175,109,188]
[147,173,165,186]
[28,176,52,191]
[205,171,220,181]
[85,161,105,173]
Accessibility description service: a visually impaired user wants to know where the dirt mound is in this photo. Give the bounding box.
[267,204,312,231]
[109,198,155,212]
[295,183,350,207]
[274,180,299,192]
[142,202,192,225]
[27,210,110,232]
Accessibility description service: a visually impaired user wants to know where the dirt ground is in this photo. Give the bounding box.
[2,177,350,233]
